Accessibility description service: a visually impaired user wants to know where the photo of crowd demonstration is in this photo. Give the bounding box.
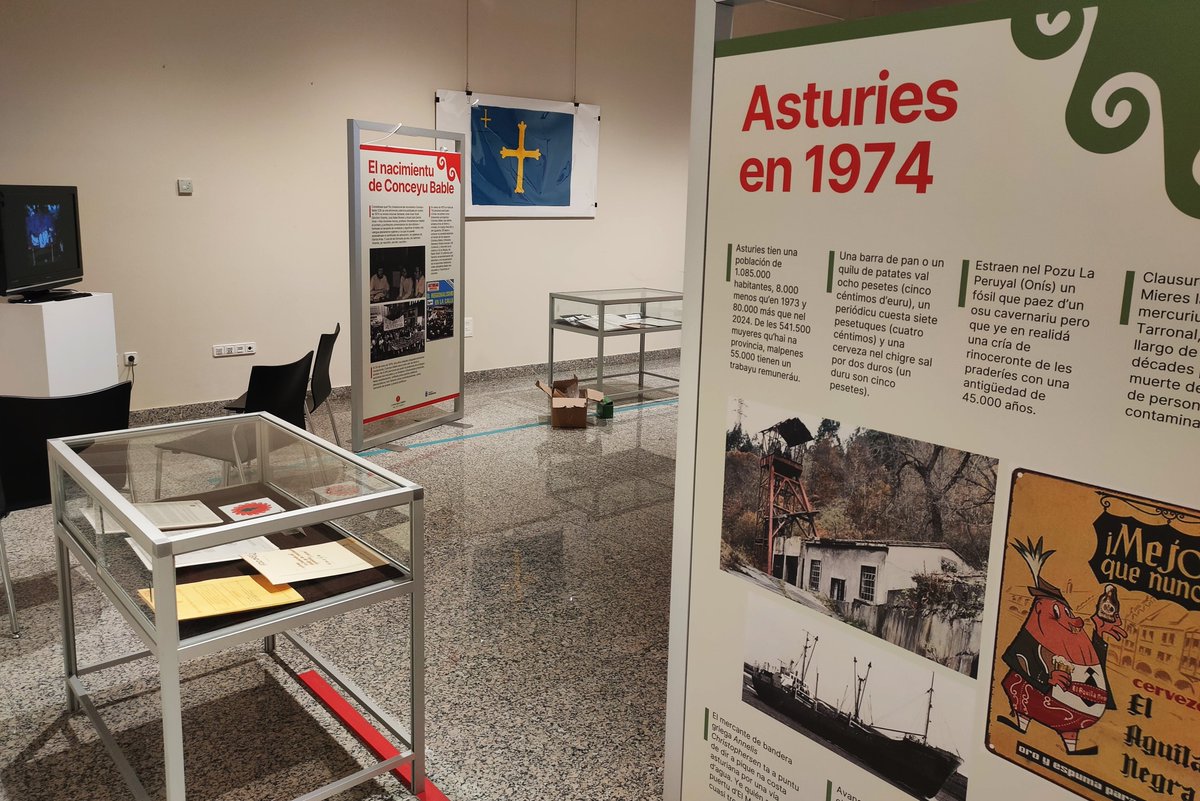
[368,245,426,303]
[426,279,455,342]
[369,300,426,363]
[427,304,453,341]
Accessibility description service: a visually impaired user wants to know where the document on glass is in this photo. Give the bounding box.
[82,500,222,535]
[601,314,628,331]
[137,575,303,620]
[619,313,678,327]
[311,481,368,503]
[242,539,384,585]
[218,497,286,520]
[125,535,280,570]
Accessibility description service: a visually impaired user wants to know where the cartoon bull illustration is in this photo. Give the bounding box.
[997,537,1127,755]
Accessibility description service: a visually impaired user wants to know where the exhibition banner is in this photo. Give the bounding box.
[435,90,600,218]
[676,4,1200,801]
[348,122,464,450]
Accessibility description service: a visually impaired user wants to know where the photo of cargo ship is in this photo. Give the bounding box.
[742,597,971,800]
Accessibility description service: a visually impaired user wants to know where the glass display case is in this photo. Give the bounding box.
[47,412,425,801]
[548,287,683,398]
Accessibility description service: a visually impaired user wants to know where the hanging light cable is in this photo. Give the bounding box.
[573,0,580,104]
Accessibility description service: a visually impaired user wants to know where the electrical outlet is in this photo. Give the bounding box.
[123,352,139,366]
[177,179,193,195]
[464,317,474,337]
[212,342,256,358]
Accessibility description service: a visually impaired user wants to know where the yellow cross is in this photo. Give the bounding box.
[499,120,540,194]
[480,108,492,128]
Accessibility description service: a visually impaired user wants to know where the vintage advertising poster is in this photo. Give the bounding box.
[352,140,462,443]
[988,471,1200,801]
[673,3,1200,801]
[435,90,600,218]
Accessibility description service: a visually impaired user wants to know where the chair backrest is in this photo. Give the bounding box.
[310,323,340,411]
[0,381,133,516]
[243,352,313,429]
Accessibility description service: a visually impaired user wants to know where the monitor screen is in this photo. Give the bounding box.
[0,185,83,296]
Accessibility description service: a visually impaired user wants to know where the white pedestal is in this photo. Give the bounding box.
[0,292,118,396]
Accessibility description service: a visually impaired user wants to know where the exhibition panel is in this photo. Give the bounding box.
[48,412,427,801]
[348,120,466,452]
[671,3,1200,801]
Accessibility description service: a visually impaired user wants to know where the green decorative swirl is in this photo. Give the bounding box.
[1011,0,1200,219]
[1011,2,1085,60]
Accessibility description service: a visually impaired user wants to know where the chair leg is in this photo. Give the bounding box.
[324,401,342,447]
[229,431,249,485]
[0,520,19,638]
[155,448,165,499]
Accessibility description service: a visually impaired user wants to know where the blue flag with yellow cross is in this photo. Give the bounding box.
[470,104,573,207]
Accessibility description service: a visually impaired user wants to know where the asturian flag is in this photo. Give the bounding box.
[470,104,573,207]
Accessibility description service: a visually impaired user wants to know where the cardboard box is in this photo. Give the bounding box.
[535,376,605,428]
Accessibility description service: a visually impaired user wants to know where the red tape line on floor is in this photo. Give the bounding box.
[297,669,449,801]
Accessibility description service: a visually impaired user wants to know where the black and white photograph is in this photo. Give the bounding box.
[368,245,426,303]
[743,594,971,801]
[369,300,425,363]
[722,398,997,677]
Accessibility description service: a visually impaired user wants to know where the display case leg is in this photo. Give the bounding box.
[56,538,77,712]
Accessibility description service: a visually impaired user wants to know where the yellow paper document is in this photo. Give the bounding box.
[137,575,303,620]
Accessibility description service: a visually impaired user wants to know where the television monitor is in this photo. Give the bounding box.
[0,185,84,300]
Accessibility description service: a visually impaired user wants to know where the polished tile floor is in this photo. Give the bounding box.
[0,361,679,800]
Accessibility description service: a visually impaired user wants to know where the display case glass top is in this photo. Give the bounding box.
[49,412,420,645]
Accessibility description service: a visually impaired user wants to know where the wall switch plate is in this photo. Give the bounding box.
[213,342,255,357]
[177,179,193,195]
[464,317,474,337]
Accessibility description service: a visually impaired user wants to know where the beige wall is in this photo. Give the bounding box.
[0,0,695,409]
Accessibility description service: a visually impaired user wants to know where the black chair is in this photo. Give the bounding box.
[0,381,133,637]
[309,323,341,446]
[156,352,313,494]
[225,324,341,445]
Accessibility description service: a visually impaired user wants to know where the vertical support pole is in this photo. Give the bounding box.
[638,300,647,391]
[152,550,187,800]
[456,133,467,425]
[664,4,730,799]
[56,535,79,713]
[548,295,556,384]
[409,495,427,796]
[349,119,366,453]
[596,300,606,394]
[0,521,18,638]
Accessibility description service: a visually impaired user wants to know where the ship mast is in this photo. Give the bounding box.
[852,659,872,721]
[922,672,935,744]
[798,633,818,695]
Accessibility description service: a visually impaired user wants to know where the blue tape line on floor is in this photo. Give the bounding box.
[612,398,678,414]
[357,397,678,456]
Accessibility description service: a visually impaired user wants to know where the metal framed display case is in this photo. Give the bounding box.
[548,287,683,399]
[47,412,426,801]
